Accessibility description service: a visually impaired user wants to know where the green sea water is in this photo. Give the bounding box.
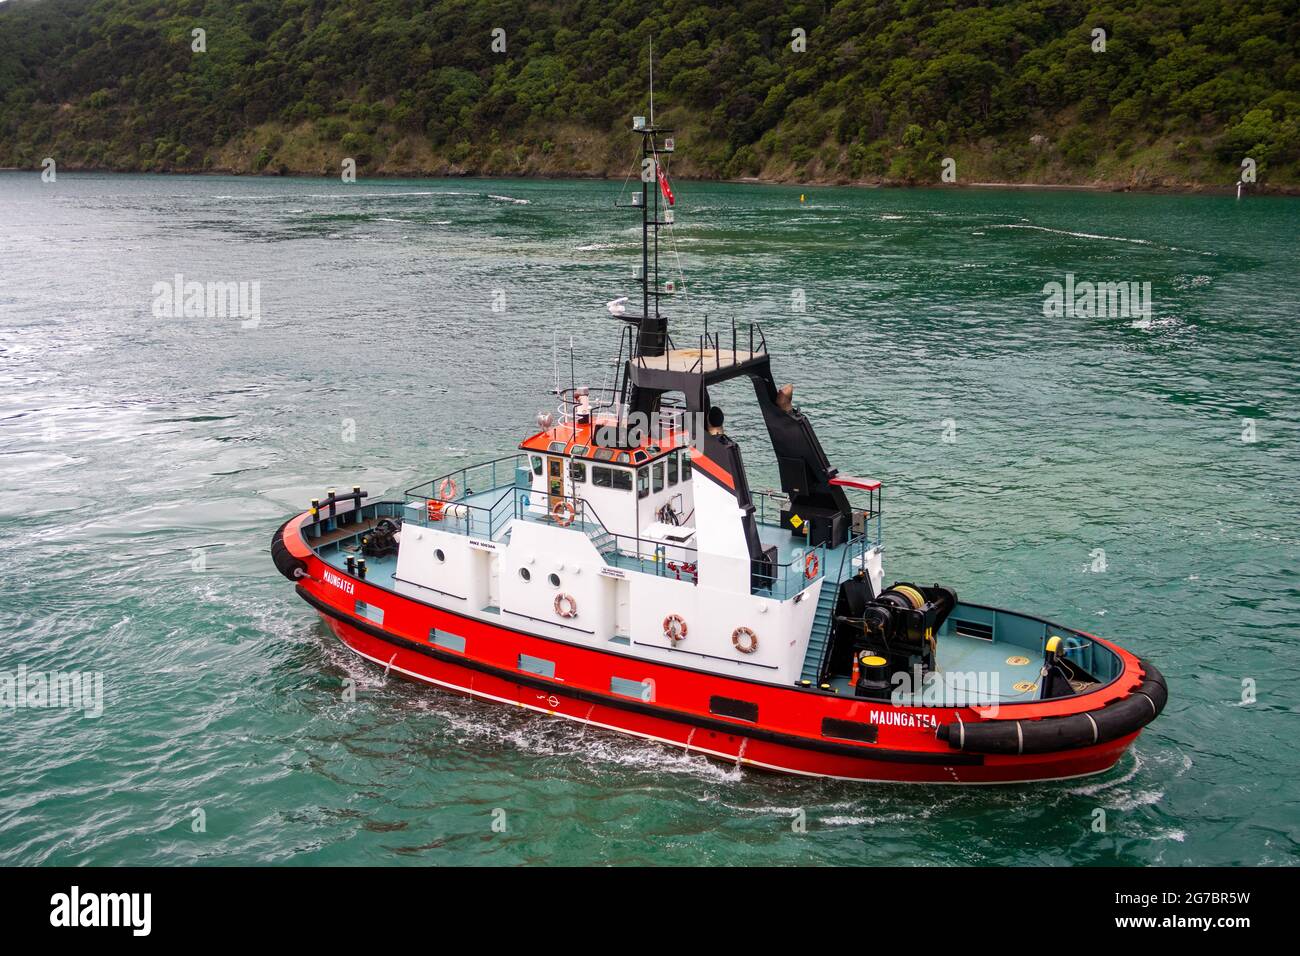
[1,173,1297,866]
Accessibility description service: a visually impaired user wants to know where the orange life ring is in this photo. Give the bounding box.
[437,477,457,500]
[732,626,759,654]
[553,592,578,618]
[551,500,576,526]
[426,499,444,522]
[663,613,688,643]
[804,552,820,580]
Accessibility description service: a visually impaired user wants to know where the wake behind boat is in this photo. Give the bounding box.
[272,101,1166,785]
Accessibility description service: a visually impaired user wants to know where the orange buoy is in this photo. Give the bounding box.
[553,593,578,618]
[732,626,759,654]
[663,613,687,643]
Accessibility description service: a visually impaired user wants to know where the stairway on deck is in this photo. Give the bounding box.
[800,580,839,685]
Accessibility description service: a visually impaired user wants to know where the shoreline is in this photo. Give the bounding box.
[2,165,1292,198]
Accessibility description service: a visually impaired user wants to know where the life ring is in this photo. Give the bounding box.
[426,498,444,522]
[804,552,820,580]
[437,477,458,500]
[553,593,578,618]
[732,626,759,654]
[663,613,688,643]
[551,500,576,526]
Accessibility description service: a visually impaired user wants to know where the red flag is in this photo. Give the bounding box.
[656,161,675,206]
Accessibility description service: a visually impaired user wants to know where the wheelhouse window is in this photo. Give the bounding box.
[594,466,632,491]
[593,448,615,462]
[667,454,679,485]
[636,468,649,499]
[547,441,567,453]
[571,445,589,457]
[530,456,543,475]
[569,461,586,482]
[652,462,664,493]
[682,455,692,480]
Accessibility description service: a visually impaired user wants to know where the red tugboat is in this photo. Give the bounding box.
[272,113,1166,784]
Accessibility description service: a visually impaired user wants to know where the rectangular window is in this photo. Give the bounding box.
[611,676,654,701]
[682,455,692,480]
[611,468,632,491]
[569,461,586,482]
[429,628,465,653]
[652,463,664,493]
[667,454,679,486]
[530,456,543,475]
[355,600,384,625]
[821,717,878,744]
[593,448,615,462]
[518,654,556,678]
[709,696,758,722]
[592,466,612,488]
[636,467,649,499]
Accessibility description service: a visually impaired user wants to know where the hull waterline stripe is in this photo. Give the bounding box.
[297,585,982,767]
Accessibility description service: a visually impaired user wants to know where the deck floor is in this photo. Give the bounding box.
[822,635,1047,704]
[636,348,759,373]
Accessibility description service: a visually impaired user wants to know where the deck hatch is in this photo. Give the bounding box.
[821,717,878,744]
[709,696,758,723]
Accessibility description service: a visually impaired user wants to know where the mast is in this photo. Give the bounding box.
[615,43,672,426]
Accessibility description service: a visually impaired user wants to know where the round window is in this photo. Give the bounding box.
[548,573,561,588]
[434,548,445,562]
[519,567,531,582]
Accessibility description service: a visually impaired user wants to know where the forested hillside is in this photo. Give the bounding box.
[1,0,1297,188]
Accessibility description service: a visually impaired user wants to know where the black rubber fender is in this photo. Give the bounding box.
[271,517,309,581]
[936,659,1168,755]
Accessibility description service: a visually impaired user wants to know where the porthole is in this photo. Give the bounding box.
[519,567,531,582]
[548,572,561,587]
[434,548,446,562]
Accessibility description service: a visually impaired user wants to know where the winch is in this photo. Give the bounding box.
[828,576,958,698]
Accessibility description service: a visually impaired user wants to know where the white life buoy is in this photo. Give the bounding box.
[554,592,578,618]
[663,614,687,644]
[732,626,759,654]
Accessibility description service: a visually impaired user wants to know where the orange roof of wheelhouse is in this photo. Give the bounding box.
[519,419,690,464]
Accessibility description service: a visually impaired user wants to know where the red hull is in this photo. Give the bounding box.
[283,513,1146,784]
